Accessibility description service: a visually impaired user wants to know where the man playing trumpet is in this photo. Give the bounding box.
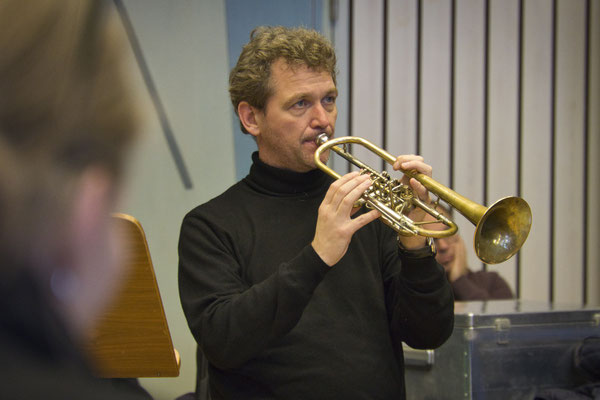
[178,26,454,400]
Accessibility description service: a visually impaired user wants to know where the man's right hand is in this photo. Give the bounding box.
[311,171,380,266]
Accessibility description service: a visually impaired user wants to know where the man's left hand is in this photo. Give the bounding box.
[392,154,433,250]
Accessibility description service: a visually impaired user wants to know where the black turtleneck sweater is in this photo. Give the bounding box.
[178,152,454,400]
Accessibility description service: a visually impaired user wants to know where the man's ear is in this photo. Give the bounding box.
[237,101,262,138]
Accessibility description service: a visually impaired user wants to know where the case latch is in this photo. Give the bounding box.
[494,317,511,344]
[402,344,435,368]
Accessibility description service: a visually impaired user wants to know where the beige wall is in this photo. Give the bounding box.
[114,1,234,398]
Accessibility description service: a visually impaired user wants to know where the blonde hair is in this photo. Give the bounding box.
[229,26,337,133]
[0,0,138,271]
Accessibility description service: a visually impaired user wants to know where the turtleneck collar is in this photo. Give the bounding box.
[244,152,332,197]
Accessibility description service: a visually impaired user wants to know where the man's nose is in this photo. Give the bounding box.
[435,237,450,250]
[310,104,330,128]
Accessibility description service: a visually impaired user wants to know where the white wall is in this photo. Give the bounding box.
[113,1,235,398]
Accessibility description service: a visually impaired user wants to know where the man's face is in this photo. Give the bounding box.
[434,233,459,270]
[252,58,338,172]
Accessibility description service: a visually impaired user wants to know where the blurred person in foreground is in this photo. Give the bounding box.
[0,1,149,398]
[433,203,513,301]
[178,26,454,400]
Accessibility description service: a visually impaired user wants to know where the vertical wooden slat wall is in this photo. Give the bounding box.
[487,0,521,287]
[351,1,386,170]
[554,0,587,304]
[520,0,554,302]
[588,0,600,306]
[453,0,486,274]
[420,0,452,187]
[386,0,419,158]
[334,0,600,305]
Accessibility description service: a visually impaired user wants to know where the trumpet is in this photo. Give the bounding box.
[314,134,532,264]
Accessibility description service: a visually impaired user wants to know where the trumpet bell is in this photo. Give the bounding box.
[475,196,532,264]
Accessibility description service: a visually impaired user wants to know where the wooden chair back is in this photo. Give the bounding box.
[85,213,180,378]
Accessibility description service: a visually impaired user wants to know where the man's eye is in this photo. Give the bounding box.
[293,99,307,108]
[323,96,336,104]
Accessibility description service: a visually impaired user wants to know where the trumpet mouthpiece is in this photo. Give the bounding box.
[316,133,329,145]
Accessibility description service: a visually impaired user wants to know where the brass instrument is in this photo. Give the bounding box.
[314,134,532,264]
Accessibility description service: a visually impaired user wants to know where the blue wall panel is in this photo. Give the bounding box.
[225,0,323,179]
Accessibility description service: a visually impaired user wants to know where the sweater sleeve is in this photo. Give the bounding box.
[382,232,455,350]
[178,211,330,370]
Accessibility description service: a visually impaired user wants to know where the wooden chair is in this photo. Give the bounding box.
[84,213,180,378]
